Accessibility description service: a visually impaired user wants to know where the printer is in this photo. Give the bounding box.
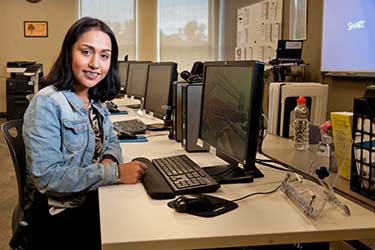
[6,61,43,120]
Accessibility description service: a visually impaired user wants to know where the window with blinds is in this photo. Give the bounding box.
[80,0,136,60]
[80,0,217,70]
[157,0,213,71]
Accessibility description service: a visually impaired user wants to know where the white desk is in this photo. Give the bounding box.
[110,97,164,126]
[99,123,375,250]
[113,95,141,108]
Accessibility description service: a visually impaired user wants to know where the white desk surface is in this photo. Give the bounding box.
[99,113,375,250]
[113,96,141,107]
[110,98,164,126]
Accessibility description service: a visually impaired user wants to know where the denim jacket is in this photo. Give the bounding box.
[23,85,123,208]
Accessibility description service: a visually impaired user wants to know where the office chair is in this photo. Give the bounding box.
[1,119,29,250]
[25,94,34,103]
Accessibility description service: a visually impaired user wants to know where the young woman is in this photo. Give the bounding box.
[22,17,147,249]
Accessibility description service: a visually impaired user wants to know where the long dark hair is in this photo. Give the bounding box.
[40,17,120,102]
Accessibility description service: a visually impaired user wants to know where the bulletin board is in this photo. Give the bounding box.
[236,0,283,63]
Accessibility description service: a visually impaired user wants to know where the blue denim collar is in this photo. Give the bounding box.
[61,89,107,116]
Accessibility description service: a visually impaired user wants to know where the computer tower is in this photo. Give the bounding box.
[172,81,189,142]
[181,83,209,152]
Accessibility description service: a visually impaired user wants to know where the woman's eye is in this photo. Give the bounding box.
[101,54,110,59]
[82,50,92,55]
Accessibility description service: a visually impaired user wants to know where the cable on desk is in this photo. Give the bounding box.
[257,112,268,154]
[261,153,329,186]
[230,184,282,203]
[256,158,320,185]
[256,159,289,172]
[213,184,282,208]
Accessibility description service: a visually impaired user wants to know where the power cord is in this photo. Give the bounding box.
[255,159,289,172]
[256,157,319,185]
[213,183,282,208]
[257,112,268,154]
[230,184,282,203]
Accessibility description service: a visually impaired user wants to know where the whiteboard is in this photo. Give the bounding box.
[236,0,283,63]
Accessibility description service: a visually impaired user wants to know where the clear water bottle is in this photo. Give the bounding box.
[293,96,309,150]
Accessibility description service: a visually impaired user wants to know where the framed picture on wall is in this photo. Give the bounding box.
[24,21,48,37]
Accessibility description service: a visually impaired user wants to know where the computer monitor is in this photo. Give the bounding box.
[143,62,178,123]
[117,60,129,92]
[198,60,265,184]
[276,40,303,62]
[125,61,150,100]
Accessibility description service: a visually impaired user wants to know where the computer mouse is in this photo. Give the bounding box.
[172,194,214,213]
[106,101,120,113]
[117,131,137,140]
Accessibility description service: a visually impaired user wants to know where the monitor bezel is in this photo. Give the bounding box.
[276,40,303,60]
[117,60,129,91]
[125,61,151,100]
[143,62,178,120]
[198,60,265,174]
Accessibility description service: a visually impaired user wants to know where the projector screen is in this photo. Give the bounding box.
[321,0,375,73]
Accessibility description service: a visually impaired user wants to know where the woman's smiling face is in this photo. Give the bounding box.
[71,28,112,91]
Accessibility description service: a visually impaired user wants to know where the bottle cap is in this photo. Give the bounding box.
[297,96,306,105]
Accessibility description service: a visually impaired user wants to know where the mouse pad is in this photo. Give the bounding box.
[167,194,238,217]
[110,110,128,115]
[119,136,148,143]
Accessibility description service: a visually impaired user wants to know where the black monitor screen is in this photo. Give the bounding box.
[199,61,265,182]
[117,61,129,90]
[143,62,177,119]
[125,62,149,99]
[276,40,303,60]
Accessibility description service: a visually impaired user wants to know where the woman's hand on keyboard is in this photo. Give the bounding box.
[118,161,148,184]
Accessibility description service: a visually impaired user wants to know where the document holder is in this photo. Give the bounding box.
[281,133,352,219]
[351,97,375,200]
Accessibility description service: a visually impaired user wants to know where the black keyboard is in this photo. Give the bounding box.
[134,155,220,199]
[113,119,147,134]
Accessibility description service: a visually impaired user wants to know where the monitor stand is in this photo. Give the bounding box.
[147,123,171,131]
[126,97,143,109]
[203,165,263,184]
[147,119,172,132]
[126,103,141,109]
